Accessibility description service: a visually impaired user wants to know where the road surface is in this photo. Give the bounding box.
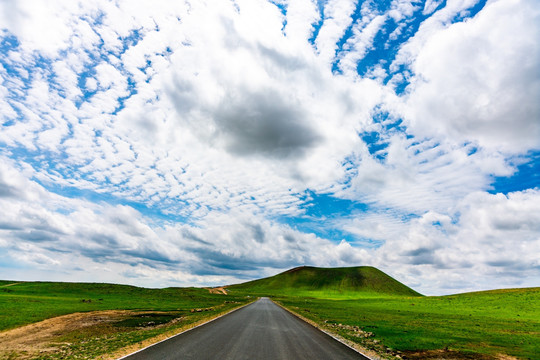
[121,297,369,360]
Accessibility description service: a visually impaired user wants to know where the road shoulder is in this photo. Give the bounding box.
[270,299,381,360]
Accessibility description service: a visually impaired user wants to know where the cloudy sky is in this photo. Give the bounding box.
[0,0,539,295]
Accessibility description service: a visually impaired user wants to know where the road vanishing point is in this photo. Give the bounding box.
[121,297,370,360]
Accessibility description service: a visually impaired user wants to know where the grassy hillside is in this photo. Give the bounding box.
[228,266,421,298]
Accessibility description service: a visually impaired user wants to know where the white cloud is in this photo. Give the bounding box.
[422,0,444,15]
[0,157,370,286]
[390,0,481,72]
[2,0,383,218]
[313,0,357,64]
[402,0,540,152]
[388,0,419,22]
[336,132,514,215]
[1,0,539,295]
[338,14,388,76]
[0,1,73,56]
[369,189,540,295]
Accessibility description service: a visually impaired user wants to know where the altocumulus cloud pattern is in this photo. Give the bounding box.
[0,0,539,294]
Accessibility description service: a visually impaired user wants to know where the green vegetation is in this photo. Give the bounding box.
[0,282,247,330]
[228,266,421,298]
[275,289,540,359]
[0,281,249,359]
[0,281,247,331]
[1,267,538,359]
[229,266,540,359]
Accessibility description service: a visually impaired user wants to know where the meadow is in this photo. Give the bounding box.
[272,289,539,359]
[228,266,540,360]
[0,281,250,359]
[1,267,539,360]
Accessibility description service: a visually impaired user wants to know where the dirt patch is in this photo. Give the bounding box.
[103,301,254,360]
[0,310,154,359]
[0,302,251,360]
[206,286,228,295]
[494,355,519,360]
[402,349,500,359]
[0,282,21,287]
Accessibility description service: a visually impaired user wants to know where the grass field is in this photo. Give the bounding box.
[0,281,244,331]
[2,267,539,360]
[228,266,540,360]
[0,281,249,359]
[273,289,540,359]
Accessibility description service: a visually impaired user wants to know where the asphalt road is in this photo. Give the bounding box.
[121,297,369,360]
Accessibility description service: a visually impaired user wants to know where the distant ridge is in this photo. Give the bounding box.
[228,266,422,298]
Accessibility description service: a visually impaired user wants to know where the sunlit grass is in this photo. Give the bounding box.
[228,267,540,359]
[0,281,242,331]
[275,289,540,359]
[0,281,249,359]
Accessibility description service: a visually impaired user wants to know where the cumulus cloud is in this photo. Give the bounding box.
[404,0,540,152]
[1,0,539,295]
[368,190,540,294]
[0,158,369,286]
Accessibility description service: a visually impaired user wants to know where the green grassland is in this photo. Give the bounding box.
[228,266,421,298]
[228,266,540,359]
[2,267,539,360]
[0,281,249,359]
[0,281,242,331]
[274,289,540,359]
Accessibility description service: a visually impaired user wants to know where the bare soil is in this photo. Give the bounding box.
[206,286,228,295]
[0,310,144,359]
[0,283,21,287]
[0,303,246,360]
[402,349,519,359]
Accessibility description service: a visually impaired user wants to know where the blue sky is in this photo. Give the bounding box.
[0,0,539,295]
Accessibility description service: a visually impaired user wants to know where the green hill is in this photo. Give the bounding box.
[228,266,422,298]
